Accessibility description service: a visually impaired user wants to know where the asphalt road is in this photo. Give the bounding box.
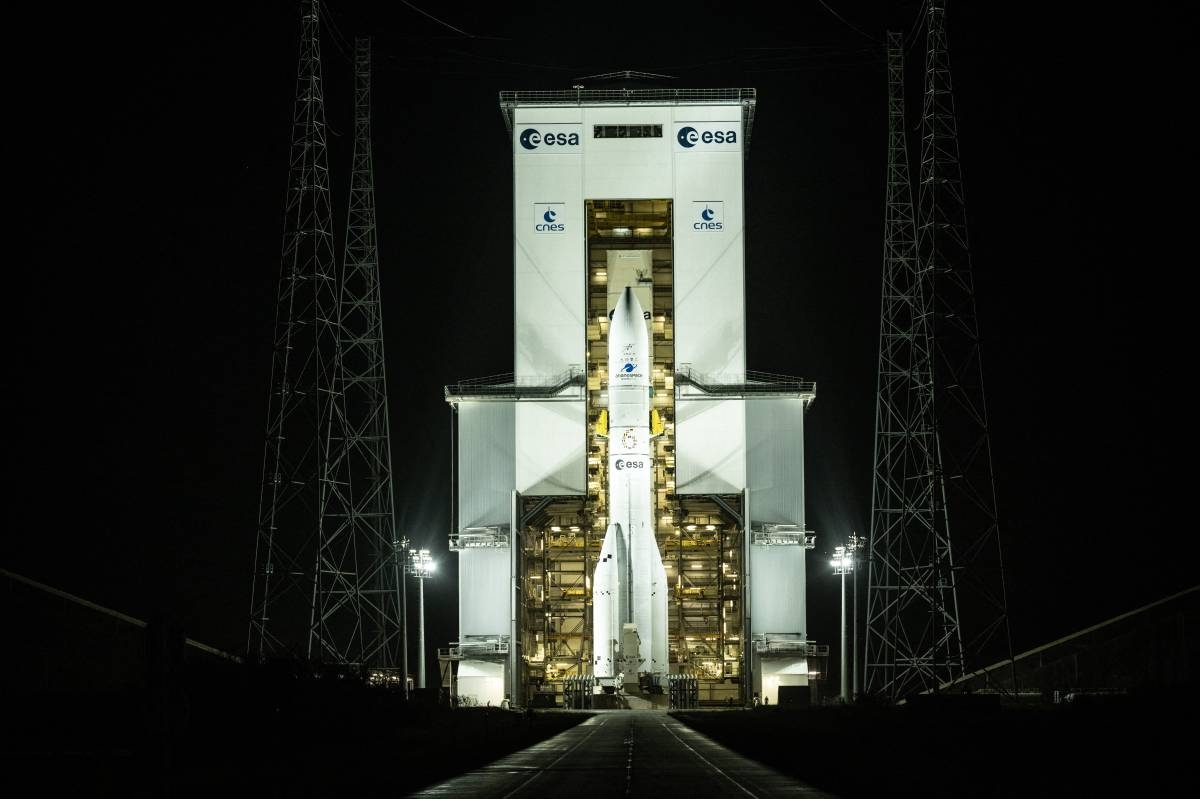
[412,711,835,798]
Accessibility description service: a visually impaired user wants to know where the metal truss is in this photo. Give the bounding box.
[866,5,1015,701]
[311,37,405,670]
[865,28,963,701]
[916,2,1014,688]
[248,0,337,661]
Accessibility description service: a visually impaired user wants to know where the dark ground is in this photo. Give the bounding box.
[7,667,1194,798]
[675,695,1194,798]
[3,661,586,798]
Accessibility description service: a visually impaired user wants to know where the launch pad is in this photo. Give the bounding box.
[442,86,819,708]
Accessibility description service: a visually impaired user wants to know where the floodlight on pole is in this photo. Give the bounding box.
[406,548,436,690]
[831,545,853,703]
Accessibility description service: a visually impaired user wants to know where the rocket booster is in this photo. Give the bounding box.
[593,287,669,679]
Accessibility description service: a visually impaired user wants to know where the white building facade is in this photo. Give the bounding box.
[444,87,819,708]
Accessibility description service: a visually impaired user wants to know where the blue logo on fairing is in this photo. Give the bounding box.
[543,209,557,223]
[622,363,635,373]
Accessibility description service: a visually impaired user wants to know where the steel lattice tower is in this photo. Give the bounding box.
[248,0,339,661]
[917,1,1013,686]
[311,36,406,671]
[866,3,1015,700]
[864,30,959,700]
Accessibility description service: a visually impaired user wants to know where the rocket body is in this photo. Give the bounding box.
[593,287,668,680]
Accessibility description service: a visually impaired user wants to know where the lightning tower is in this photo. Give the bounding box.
[312,36,405,673]
[248,0,338,661]
[866,3,1014,700]
[864,30,954,699]
[915,1,1013,689]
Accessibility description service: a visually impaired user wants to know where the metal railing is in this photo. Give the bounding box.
[439,637,510,659]
[449,526,510,550]
[751,525,816,548]
[753,638,830,656]
[501,88,755,104]
[675,365,817,400]
[445,366,585,402]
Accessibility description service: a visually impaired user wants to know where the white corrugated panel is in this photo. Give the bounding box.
[758,658,810,706]
[514,110,585,381]
[673,117,745,381]
[459,548,511,637]
[515,400,585,495]
[457,659,506,707]
[676,397,746,493]
[750,545,806,636]
[457,402,515,529]
[583,107,673,199]
[514,236,584,379]
[747,398,806,526]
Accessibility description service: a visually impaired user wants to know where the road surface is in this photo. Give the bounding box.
[412,711,835,798]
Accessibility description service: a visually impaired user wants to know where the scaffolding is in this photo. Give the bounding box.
[501,200,748,706]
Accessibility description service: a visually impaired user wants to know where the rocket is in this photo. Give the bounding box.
[593,286,669,681]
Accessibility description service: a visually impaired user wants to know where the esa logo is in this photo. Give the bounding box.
[693,201,723,231]
[534,203,565,233]
[519,127,581,150]
[676,125,738,149]
[608,309,653,321]
[614,458,646,470]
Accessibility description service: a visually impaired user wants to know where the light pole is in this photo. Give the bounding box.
[847,532,862,701]
[831,545,853,703]
[407,548,435,690]
[395,536,410,699]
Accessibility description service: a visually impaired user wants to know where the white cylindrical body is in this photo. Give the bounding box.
[598,286,666,677]
[592,523,623,678]
[652,552,668,674]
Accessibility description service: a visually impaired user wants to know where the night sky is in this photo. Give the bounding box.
[8,2,1191,681]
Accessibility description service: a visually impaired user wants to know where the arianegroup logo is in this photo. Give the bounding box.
[534,202,565,233]
[692,201,724,231]
[674,123,740,151]
[516,124,583,153]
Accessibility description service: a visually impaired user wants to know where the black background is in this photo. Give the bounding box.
[7,2,1191,684]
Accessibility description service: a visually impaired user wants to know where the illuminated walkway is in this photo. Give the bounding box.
[411,711,835,798]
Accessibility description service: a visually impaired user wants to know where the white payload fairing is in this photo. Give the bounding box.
[593,287,669,681]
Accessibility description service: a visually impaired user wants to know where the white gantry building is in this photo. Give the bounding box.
[442,84,822,709]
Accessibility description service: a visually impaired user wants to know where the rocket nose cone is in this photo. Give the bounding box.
[615,286,644,320]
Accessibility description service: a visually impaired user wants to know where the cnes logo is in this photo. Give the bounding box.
[692,201,723,231]
[534,203,565,233]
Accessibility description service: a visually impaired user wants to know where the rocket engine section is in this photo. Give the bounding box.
[593,287,669,682]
